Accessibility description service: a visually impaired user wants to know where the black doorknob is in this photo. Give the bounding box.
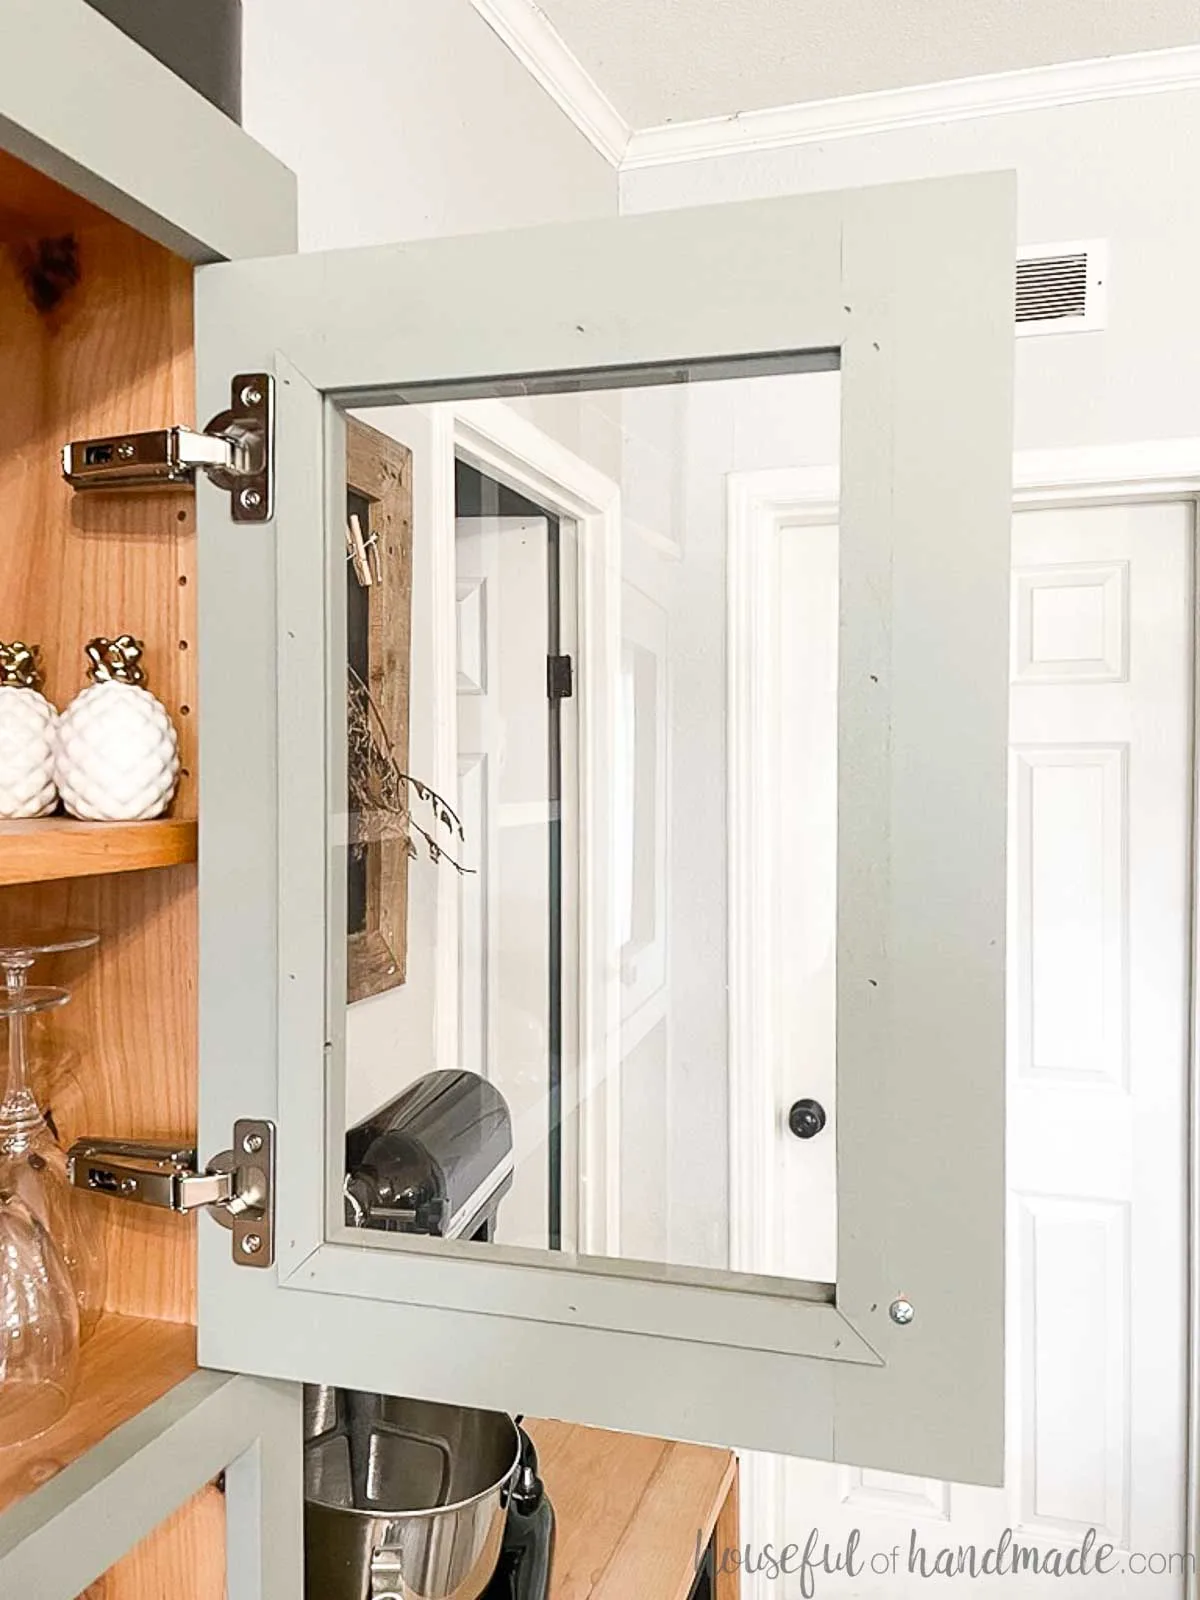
[788,1098,827,1140]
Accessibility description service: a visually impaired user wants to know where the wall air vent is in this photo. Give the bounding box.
[1016,241,1107,336]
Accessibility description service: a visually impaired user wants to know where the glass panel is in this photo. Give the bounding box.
[335,359,840,1292]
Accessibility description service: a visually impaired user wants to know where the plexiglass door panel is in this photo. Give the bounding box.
[195,178,1014,1479]
[335,364,841,1291]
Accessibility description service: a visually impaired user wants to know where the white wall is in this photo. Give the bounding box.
[621,89,1200,453]
[242,0,617,251]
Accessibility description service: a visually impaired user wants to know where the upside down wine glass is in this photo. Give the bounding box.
[0,1171,79,1445]
[0,931,103,1443]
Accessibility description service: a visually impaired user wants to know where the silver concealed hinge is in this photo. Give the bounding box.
[61,372,274,523]
[67,1119,276,1268]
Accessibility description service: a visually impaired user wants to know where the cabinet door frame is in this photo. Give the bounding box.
[196,175,1015,1482]
[0,1373,302,1600]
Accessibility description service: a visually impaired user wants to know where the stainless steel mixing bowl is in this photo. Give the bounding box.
[303,1387,521,1600]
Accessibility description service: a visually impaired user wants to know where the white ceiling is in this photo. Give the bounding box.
[534,0,1200,127]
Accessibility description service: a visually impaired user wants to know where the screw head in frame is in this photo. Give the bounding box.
[889,1297,915,1326]
[116,441,136,460]
[241,1130,264,1155]
[241,1233,263,1256]
[239,487,263,511]
[239,383,264,408]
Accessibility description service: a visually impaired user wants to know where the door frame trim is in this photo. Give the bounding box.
[728,439,1200,1600]
[450,400,624,1257]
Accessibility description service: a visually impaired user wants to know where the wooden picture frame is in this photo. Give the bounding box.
[346,415,414,1003]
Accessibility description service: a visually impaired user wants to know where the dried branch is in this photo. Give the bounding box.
[347,664,472,874]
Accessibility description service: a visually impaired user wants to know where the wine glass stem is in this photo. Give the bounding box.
[2,960,39,1143]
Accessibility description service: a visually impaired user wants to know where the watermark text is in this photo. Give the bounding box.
[698,1526,1196,1593]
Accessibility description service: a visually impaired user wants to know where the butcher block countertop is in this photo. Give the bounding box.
[525,1418,739,1600]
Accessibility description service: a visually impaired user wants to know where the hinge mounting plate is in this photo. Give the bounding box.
[61,372,274,523]
[67,1118,276,1268]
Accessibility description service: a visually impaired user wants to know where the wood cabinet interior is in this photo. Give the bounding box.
[0,147,208,1538]
[78,1482,224,1600]
[0,146,197,817]
[0,1316,196,1519]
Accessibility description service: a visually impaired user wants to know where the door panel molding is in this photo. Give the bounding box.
[1013,1192,1131,1545]
[1011,742,1129,1090]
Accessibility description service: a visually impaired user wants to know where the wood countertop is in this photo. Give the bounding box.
[525,1418,739,1600]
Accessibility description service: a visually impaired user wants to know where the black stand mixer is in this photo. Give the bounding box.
[481,1421,555,1600]
[303,1071,554,1600]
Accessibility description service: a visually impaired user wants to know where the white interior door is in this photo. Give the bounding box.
[761,495,1192,1593]
[456,514,551,1251]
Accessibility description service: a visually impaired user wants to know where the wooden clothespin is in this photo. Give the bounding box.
[346,512,376,587]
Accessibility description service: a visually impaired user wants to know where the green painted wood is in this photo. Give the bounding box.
[195,178,1014,1482]
[0,1371,303,1600]
[0,0,293,261]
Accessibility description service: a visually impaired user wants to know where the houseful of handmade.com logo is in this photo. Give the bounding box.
[698,1527,1196,1593]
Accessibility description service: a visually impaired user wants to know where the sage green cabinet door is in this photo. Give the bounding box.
[195,175,1014,1482]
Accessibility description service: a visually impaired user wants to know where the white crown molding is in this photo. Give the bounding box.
[622,44,1200,169]
[468,0,632,166]
[469,15,1200,177]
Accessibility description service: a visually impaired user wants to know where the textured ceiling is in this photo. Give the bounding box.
[536,0,1200,127]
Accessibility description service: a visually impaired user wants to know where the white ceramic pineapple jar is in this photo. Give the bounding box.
[0,642,58,819]
[55,636,180,822]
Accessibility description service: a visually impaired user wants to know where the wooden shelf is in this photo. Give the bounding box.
[0,1314,196,1516]
[526,1418,738,1600]
[0,818,197,887]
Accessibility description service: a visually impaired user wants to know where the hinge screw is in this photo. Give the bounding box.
[116,441,136,460]
[241,1131,264,1155]
[889,1297,915,1326]
[239,487,263,511]
[241,1233,263,1256]
[240,383,264,408]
